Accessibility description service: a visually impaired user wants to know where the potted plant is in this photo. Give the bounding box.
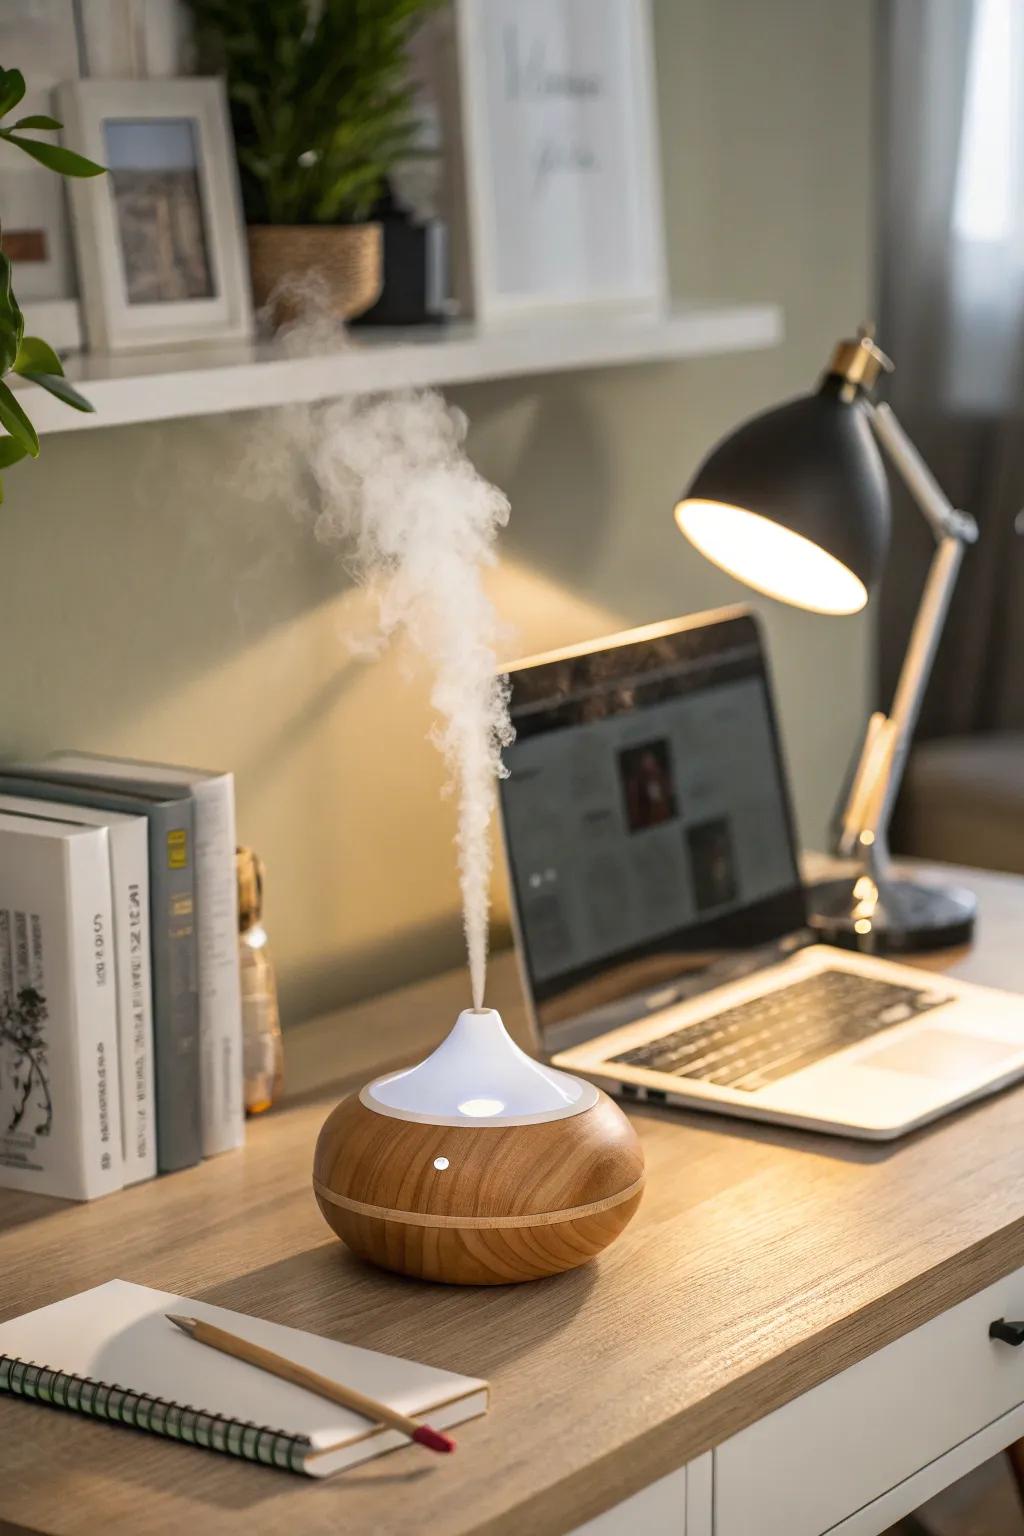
[0,65,104,500]
[187,0,440,326]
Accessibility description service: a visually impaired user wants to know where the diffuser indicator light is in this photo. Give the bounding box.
[433,1156,450,1170]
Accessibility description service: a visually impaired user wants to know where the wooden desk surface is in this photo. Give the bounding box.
[5,861,1024,1536]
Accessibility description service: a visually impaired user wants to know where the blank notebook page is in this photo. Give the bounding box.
[0,1279,487,1470]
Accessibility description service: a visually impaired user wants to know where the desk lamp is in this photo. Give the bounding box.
[313,1006,644,1285]
[674,328,977,952]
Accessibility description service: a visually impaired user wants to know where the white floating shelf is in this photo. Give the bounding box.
[22,302,782,435]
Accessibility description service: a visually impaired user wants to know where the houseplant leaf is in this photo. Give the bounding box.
[0,432,28,498]
[10,114,62,130]
[0,379,39,457]
[0,252,25,374]
[13,335,64,377]
[0,64,102,493]
[20,372,94,413]
[187,0,442,226]
[0,68,26,119]
[1,133,105,177]
[13,338,92,414]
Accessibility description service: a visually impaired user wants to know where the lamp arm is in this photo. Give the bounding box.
[834,403,978,877]
[869,404,978,544]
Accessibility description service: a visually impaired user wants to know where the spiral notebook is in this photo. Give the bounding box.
[0,1280,488,1476]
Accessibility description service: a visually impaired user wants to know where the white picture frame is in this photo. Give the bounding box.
[57,78,252,352]
[453,0,667,324]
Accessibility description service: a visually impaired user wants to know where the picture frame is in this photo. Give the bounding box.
[452,0,667,324]
[57,78,253,352]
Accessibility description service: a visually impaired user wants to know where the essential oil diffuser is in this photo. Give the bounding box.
[313,1007,644,1285]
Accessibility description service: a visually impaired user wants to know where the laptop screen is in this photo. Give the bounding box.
[499,608,807,1048]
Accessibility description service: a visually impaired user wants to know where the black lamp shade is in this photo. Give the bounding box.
[675,379,891,614]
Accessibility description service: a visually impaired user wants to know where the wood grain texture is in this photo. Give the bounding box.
[312,1091,644,1283]
[3,860,1024,1536]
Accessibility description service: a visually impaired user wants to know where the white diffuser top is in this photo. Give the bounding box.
[362,1007,599,1127]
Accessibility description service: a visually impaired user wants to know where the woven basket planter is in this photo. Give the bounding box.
[247,223,383,327]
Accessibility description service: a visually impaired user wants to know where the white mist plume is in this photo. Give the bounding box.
[293,388,514,1010]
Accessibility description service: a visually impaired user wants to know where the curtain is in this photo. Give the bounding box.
[878,0,1024,738]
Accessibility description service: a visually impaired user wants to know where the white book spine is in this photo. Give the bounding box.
[107,821,156,1184]
[67,834,124,1199]
[193,777,244,1155]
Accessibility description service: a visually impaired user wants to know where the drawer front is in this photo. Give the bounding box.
[716,1261,1024,1536]
[567,1456,712,1536]
[568,1464,688,1535]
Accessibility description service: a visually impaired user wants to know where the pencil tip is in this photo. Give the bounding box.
[412,1424,456,1453]
[166,1314,197,1334]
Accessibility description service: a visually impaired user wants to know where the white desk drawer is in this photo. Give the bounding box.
[568,1465,687,1535]
[716,1262,1024,1536]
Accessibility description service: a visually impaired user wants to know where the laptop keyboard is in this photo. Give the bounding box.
[609,968,953,1093]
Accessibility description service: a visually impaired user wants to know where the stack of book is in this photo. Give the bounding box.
[0,754,244,1200]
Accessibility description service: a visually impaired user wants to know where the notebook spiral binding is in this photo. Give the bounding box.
[0,1353,314,1472]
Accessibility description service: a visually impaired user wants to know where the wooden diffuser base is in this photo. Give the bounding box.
[313,1089,644,1286]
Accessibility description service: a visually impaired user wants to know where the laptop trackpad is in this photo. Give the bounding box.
[862,1029,1020,1082]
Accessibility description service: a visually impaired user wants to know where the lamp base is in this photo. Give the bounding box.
[807,875,976,953]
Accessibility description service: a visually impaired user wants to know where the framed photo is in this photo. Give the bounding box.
[454,0,666,323]
[57,78,252,351]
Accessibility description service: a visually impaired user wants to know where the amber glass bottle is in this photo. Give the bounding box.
[237,847,284,1115]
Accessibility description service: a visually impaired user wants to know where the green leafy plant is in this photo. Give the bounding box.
[0,65,105,501]
[187,0,441,226]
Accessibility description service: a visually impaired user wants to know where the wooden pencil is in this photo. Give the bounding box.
[165,1314,456,1453]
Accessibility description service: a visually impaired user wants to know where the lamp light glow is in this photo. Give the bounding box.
[674,499,868,615]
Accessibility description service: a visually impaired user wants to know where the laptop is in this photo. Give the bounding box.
[498,607,1024,1140]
